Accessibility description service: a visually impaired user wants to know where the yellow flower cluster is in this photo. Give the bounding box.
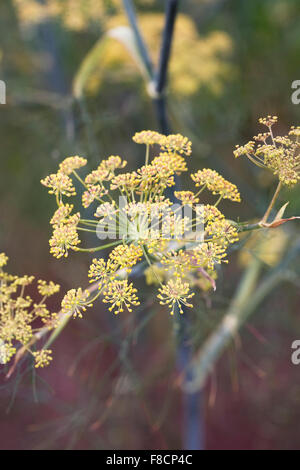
[161,134,192,156]
[206,219,239,246]
[41,131,241,315]
[161,250,194,277]
[195,242,227,271]
[108,244,143,273]
[49,223,81,259]
[41,172,76,199]
[153,153,187,175]
[234,116,300,186]
[133,130,192,156]
[61,287,91,318]
[103,280,140,315]
[13,0,122,31]
[88,258,115,288]
[175,191,199,206]
[0,253,8,268]
[0,254,60,368]
[32,349,53,368]
[82,185,108,209]
[191,168,241,202]
[158,278,195,315]
[133,130,164,146]
[38,280,60,297]
[59,156,87,175]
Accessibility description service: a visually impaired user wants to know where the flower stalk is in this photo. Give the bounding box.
[261,181,282,224]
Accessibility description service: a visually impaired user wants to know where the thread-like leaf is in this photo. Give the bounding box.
[107,26,152,81]
[73,26,153,99]
[73,35,110,99]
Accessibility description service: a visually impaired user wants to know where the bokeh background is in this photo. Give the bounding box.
[1,0,300,450]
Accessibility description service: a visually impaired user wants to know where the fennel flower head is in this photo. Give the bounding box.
[41,131,241,316]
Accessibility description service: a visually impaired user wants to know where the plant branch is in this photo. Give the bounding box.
[153,0,179,134]
[122,0,154,81]
[155,0,179,96]
[261,181,282,224]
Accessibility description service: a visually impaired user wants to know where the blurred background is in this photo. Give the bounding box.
[1,0,300,450]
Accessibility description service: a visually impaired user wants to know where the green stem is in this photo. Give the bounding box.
[77,227,97,233]
[72,169,88,189]
[230,221,263,233]
[76,240,121,253]
[214,195,223,207]
[142,245,163,287]
[261,181,282,224]
[145,144,150,166]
